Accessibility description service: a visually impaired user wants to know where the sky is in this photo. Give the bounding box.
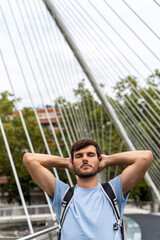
[0,0,160,108]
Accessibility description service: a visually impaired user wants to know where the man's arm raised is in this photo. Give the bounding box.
[23,153,73,198]
[99,150,153,196]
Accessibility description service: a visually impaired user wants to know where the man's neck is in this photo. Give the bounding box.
[77,175,98,188]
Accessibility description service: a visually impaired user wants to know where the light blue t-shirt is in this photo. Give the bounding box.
[49,175,129,240]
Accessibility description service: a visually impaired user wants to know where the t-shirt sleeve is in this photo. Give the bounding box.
[48,178,69,221]
[109,174,129,216]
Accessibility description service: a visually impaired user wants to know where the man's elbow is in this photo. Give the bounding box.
[144,150,153,167]
[23,152,33,166]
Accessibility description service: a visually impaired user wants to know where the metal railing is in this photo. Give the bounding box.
[0,238,18,240]
[0,204,50,217]
[18,225,58,240]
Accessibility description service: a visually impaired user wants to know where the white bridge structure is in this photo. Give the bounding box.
[0,205,56,227]
[0,0,160,238]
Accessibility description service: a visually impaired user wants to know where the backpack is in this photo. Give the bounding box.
[57,182,126,240]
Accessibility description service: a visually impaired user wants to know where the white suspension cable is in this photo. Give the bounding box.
[0,118,34,235]
[22,0,75,150]
[110,100,160,176]
[114,141,124,178]
[153,0,160,7]
[122,0,160,40]
[102,0,160,62]
[38,2,83,141]
[71,62,91,139]
[110,103,160,179]
[100,104,105,154]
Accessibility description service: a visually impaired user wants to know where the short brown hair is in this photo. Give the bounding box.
[70,138,101,161]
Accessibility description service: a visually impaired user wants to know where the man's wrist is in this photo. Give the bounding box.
[63,157,72,169]
[101,154,110,167]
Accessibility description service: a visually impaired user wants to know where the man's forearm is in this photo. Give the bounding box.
[23,152,70,169]
[102,150,153,167]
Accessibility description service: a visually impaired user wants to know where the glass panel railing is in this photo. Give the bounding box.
[125,216,141,240]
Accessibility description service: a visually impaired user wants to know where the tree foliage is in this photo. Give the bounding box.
[113,70,160,201]
[0,92,51,204]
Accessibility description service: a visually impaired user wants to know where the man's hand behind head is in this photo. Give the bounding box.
[97,154,109,173]
[66,157,75,175]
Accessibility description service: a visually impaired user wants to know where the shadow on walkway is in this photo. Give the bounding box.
[126,214,160,240]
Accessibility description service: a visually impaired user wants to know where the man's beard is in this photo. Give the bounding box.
[74,165,99,178]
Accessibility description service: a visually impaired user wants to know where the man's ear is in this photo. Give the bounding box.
[70,158,74,164]
[98,155,102,162]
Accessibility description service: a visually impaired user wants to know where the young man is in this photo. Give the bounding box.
[23,138,153,240]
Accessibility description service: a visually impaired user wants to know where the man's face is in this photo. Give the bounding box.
[73,145,100,178]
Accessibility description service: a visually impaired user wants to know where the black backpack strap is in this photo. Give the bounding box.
[101,182,125,240]
[57,187,74,240]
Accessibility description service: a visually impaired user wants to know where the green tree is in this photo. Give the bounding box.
[113,70,160,201]
[0,92,51,204]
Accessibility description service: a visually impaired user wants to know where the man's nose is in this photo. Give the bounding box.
[82,154,88,161]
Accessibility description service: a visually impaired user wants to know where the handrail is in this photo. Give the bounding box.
[18,225,58,240]
[0,238,18,240]
[0,204,51,216]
